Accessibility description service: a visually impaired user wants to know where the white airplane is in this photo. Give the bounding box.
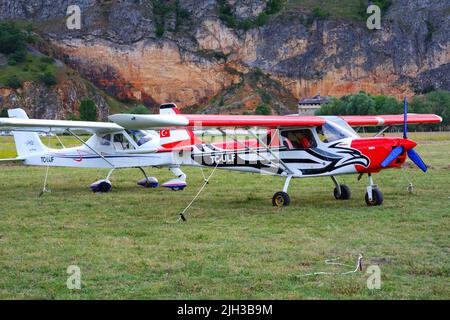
[0,101,442,207]
[0,105,194,192]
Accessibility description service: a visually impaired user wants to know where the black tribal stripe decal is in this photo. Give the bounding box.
[302,143,370,175]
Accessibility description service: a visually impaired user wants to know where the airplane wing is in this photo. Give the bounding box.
[0,118,124,134]
[108,114,326,129]
[340,114,443,126]
[109,113,442,129]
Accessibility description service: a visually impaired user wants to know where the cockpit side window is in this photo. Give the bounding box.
[126,130,154,146]
[281,129,316,150]
[100,134,111,146]
[316,121,356,143]
[113,133,134,150]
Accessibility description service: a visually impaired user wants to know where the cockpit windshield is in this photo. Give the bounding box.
[127,130,156,146]
[316,120,359,143]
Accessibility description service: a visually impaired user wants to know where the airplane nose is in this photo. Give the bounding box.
[400,138,417,150]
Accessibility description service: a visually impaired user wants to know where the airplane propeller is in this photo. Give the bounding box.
[380,98,428,172]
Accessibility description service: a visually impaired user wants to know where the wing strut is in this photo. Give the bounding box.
[248,128,294,175]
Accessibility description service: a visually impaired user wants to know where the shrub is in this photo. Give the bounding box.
[311,7,330,20]
[0,22,25,55]
[1,108,8,117]
[255,104,271,115]
[155,25,164,38]
[6,75,22,89]
[266,0,284,15]
[255,12,269,26]
[67,113,79,121]
[7,49,27,65]
[128,105,150,114]
[79,99,97,121]
[39,71,57,86]
[40,56,54,64]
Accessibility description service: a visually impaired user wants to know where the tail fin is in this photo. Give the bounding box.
[158,103,201,146]
[8,108,47,157]
[159,103,181,115]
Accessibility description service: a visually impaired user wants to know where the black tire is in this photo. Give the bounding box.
[272,191,291,207]
[98,181,112,193]
[365,189,383,206]
[334,185,351,200]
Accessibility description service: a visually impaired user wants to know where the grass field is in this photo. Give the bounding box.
[0,133,449,299]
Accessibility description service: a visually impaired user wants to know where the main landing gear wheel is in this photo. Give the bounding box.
[171,186,186,191]
[272,192,291,207]
[365,189,383,206]
[90,180,112,193]
[334,185,351,200]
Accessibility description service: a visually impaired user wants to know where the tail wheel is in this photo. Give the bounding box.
[272,191,291,207]
[334,185,351,200]
[365,189,383,206]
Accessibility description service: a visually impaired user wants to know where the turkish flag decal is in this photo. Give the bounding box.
[160,130,170,138]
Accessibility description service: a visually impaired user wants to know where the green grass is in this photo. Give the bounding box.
[287,0,367,21]
[0,53,60,87]
[0,132,449,299]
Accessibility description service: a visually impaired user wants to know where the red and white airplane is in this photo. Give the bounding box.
[0,101,442,206]
[109,100,442,207]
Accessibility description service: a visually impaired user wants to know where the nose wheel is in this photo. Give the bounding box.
[365,173,383,206]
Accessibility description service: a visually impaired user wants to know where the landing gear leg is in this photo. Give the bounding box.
[161,166,188,191]
[137,167,159,188]
[272,175,292,207]
[365,173,383,206]
[90,168,114,193]
[331,176,351,200]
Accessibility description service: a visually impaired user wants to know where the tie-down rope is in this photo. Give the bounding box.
[165,160,222,224]
[297,254,364,277]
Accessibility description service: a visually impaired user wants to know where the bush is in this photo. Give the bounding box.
[311,7,330,20]
[40,56,54,64]
[155,25,164,38]
[67,113,79,121]
[39,71,57,86]
[6,75,22,89]
[79,99,97,121]
[1,108,8,117]
[255,12,269,26]
[128,105,150,114]
[0,22,25,55]
[255,104,271,115]
[7,49,27,65]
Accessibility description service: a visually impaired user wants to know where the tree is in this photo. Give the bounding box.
[0,22,25,55]
[128,105,150,114]
[79,99,97,121]
[1,108,8,117]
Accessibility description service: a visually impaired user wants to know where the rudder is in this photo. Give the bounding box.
[8,108,47,157]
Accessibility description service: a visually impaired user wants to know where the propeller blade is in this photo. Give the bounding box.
[381,146,404,168]
[407,149,428,172]
[403,97,408,139]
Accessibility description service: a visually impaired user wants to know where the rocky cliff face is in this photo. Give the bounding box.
[0,74,110,120]
[1,0,449,114]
